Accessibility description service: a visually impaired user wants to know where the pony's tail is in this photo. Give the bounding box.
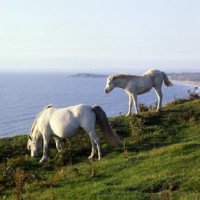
[162,72,173,87]
[92,105,122,148]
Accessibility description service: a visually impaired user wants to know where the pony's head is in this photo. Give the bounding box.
[27,105,52,158]
[105,74,129,94]
[104,76,116,94]
[27,135,42,157]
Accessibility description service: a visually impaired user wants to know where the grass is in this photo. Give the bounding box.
[0,92,200,199]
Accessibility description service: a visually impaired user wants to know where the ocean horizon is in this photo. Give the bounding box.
[0,72,199,138]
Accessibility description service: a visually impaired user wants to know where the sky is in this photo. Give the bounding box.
[0,0,200,74]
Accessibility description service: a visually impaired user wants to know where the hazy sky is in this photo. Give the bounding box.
[0,0,199,73]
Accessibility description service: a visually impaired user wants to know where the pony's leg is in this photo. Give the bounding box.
[40,134,50,163]
[126,93,138,115]
[53,137,62,152]
[126,94,133,116]
[88,139,96,159]
[133,95,138,114]
[88,131,103,160]
[154,87,163,112]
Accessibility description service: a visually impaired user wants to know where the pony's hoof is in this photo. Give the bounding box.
[98,154,104,160]
[88,156,93,159]
[126,113,131,117]
[39,157,47,163]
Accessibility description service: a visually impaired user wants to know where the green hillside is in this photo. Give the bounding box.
[0,91,200,200]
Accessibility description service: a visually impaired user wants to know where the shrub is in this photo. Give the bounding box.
[187,87,200,100]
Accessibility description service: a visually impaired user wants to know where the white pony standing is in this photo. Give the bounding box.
[27,104,122,162]
[104,69,173,116]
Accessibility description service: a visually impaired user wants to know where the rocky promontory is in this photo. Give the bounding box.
[68,73,108,78]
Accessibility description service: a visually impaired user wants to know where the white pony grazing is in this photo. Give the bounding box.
[104,69,173,116]
[27,104,122,162]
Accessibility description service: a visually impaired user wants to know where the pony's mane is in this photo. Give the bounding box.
[30,104,53,136]
[108,73,137,81]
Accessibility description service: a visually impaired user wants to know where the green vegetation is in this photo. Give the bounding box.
[0,89,200,200]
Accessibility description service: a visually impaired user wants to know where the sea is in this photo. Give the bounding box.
[0,73,199,138]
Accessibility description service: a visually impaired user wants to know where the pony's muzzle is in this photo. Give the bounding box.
[104,88,108,94]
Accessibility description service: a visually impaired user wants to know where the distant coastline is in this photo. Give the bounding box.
[68,73,200,87]
[68,73,108,78]
[67,72,200,88]
[171,80,200,87]
[168,72,200,87]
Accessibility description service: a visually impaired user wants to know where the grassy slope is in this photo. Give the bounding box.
[0,98,200,200]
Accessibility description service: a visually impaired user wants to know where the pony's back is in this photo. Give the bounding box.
[143,69,173,87]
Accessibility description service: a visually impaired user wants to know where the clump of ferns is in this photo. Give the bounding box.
[188,116,199,132]
[18,169,62,189]
[40,169,64,188]
[129,119,145,144]
[177,113,190,123]
[197,100,200,107]
[169,95,187,106]
[71,131,91,151]
[168,87,200,106]
[54,139,76,166]
[131,114,146,127]
[122,138,130,158]
[149,102,158,112]
[165,112,174,123]
[15,167,24,200]
[138,103,149,112]
[14,168,80,197]
[1,165,45,199]
[187,87,200,100]
[84,160,98,178]
[0,156,26,188]
[138,102,157,113]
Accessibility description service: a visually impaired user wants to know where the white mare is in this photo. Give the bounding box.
[27,104,122,162]
[104,69,173,116]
